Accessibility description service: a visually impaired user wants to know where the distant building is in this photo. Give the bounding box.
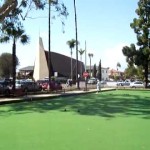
[18,66,34,78]
[33,37,84,81]
[108,69,124,79]
[86,66,109,80]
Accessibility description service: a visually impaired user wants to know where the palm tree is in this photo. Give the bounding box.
[88,53,93,77]
[66,39,76,80]
[117,62,121,70]
[73,0,80,89]
[78,48,85,77]
[0,9,29,92]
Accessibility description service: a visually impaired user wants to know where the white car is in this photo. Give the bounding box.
[87,78,97,84]
[130,81,144,88]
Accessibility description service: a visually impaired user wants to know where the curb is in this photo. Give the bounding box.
[0,88,116,105]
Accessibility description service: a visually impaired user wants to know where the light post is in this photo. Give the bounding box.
[48,0,58,89]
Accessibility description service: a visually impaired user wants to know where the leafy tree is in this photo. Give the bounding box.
[0,7,29,91]
[0,0,68,91]
[97,59,102,81]
[0,0,68,23]
[122,0,150,88]
[92,64,97,78]
[0,53,19,78]
[124,65,144,80]
[124,65,138,79]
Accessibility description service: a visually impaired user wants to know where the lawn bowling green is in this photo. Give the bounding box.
[0,90,150,150]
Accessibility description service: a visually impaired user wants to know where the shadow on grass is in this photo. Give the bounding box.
[0,90,150,119]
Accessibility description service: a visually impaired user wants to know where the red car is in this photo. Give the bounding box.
[41,81,62,91]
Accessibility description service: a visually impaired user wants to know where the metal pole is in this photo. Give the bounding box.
[85,41,87,72]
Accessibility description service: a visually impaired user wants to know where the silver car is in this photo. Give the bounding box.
[130,81,144,88]
[87,78,97,84]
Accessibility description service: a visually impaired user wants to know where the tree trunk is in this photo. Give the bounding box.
[90,58,91,77]
[71,48,73,80]
[12,38,16,92]
[74,0,79,89]
[144,59,149,88]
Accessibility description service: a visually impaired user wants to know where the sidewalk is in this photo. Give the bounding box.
[0,88,116,105]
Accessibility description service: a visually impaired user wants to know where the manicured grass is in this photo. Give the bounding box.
[0,90,150,150]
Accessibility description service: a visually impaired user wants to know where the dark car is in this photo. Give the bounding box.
[41,80,62,91]
[0,82,11,96]
[17,80,42,92]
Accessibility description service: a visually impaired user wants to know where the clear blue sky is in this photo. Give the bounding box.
[0,0,138,71]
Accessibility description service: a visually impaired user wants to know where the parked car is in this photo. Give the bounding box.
[116,79,130,86]
[55,77,67,84]
[130,81,144,88]
[148,83,150,88]
[0,81,11,96]
[101,80,107,84]
[87,78,97,84]
[41,80,62,91]
[16,80,42,92]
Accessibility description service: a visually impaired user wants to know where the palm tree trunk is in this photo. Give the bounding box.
[80,54,82,77]
[12,38,16,92]
[90,57,91,77]
[73,0,79,89]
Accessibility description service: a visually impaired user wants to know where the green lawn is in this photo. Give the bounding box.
[0,90,150,150]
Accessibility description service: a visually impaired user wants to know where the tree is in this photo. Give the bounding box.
[92,64,97,78]
[0,0,68,91]
[0,53,19,78]
[122,0,150,88]
[0,8,29,91]
[66,39,76,80]
[73,0,79,89]
[0,0,46,22]
[78,48,85,77]
[97,59,102,81]
[117,62,121,71]
[88,53,93,77]
[124,65,144,80]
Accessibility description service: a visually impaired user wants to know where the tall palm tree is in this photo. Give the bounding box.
[73,0,80,89]
[0,9,29,92]
[88,53,93,77]
[78,48,85,76]
[66,39,76,80]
